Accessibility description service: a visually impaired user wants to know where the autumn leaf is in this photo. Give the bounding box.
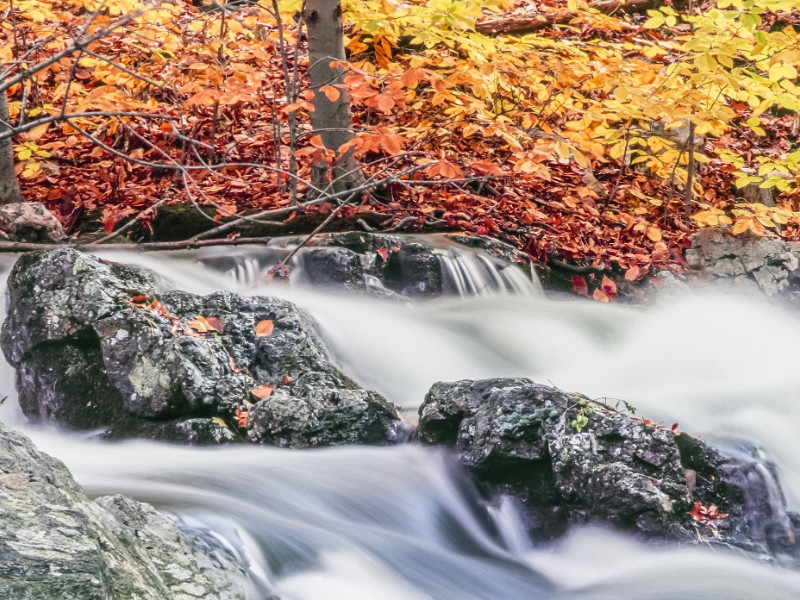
[689,502,729,522]
[376,246,390,261]
[624,265,641,281]
[255,320,274,337]
[234,407,249,429]
[600,275,617,299]
[571,275,589,296]
[188,316,216,333]
[320,85,341,102]
[251,384,274,399]
[592,288,609,303]
[205,316,224,334]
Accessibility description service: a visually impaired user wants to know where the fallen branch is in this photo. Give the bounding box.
[475,0,661,35]
[0,236,275,253]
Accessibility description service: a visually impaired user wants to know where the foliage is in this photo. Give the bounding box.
[1,0,799,296]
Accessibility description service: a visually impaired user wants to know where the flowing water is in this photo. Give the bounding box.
[2,241,800,599]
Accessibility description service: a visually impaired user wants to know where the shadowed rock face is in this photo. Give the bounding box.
[0,423,246,600]
[1,249,400,446]
[418,378,800,563]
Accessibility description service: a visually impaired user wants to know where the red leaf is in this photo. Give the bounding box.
[377,246,389,261]
[601,275,617,299]
[205,316,224,334]
[571,275,588,296]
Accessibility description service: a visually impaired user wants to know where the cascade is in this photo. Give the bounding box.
[2,238,800,599]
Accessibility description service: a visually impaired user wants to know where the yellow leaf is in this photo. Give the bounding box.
[732,218,750,235]
[646,226,662,242]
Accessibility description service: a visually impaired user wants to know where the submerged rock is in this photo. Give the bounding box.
[0,423,246,599]
[418,378,800,563]
[1,249,400,446]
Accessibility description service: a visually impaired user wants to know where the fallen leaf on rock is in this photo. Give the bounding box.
[251,384,274,399]
[377,246,390,261]
[255,319,274,337]
[234,408,249,429]
[571,275,589,296]
[205,316,224,333]
[188,316,219,333]
[689,502,728,522]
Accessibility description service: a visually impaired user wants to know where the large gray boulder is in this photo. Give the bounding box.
[0,423,246,599]
[685,227,800,297]
[1,249,400,446]
[418,378,800,563]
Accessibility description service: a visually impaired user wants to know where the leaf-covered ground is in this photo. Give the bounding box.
[3,0,799,298]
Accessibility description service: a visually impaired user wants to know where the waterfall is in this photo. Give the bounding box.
[3,239,800,599]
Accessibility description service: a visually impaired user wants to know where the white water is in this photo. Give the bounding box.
[3,246,800,599]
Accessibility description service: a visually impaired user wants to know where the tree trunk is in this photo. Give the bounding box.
[0,92,23,205]
[305,0,362,196]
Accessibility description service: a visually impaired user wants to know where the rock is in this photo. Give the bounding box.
[1,249,400,446]
[0,202,65,243]
[418,378,800,562]
[0,423,246,599]
[301,247,364,291]
[685,227,800,297]
[248,387,401,448]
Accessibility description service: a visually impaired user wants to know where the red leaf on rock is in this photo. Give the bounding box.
[377,246,390,261]
[601,275,617,299]
[205,316,224,334]
[571,275,588,296]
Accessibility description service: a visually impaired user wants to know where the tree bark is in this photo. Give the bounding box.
[0,91,23,205]
[475,0,661,35]
[305,0,362,195]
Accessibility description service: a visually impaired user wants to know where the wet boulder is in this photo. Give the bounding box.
[418,378,692,539]
[0,423,246,599]
[418,378,800,564]
[1,249,400,446]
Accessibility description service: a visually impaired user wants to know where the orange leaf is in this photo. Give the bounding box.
[624,265,641,281]
[320,85,341,102]
[251,384,274,399]
[188,316,214,333]
[255,319,275,337]
[592,288,609,303]
[470,160,504,175]
[309,135,326,149]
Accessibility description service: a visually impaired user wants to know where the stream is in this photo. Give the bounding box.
[2,240,800,599]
